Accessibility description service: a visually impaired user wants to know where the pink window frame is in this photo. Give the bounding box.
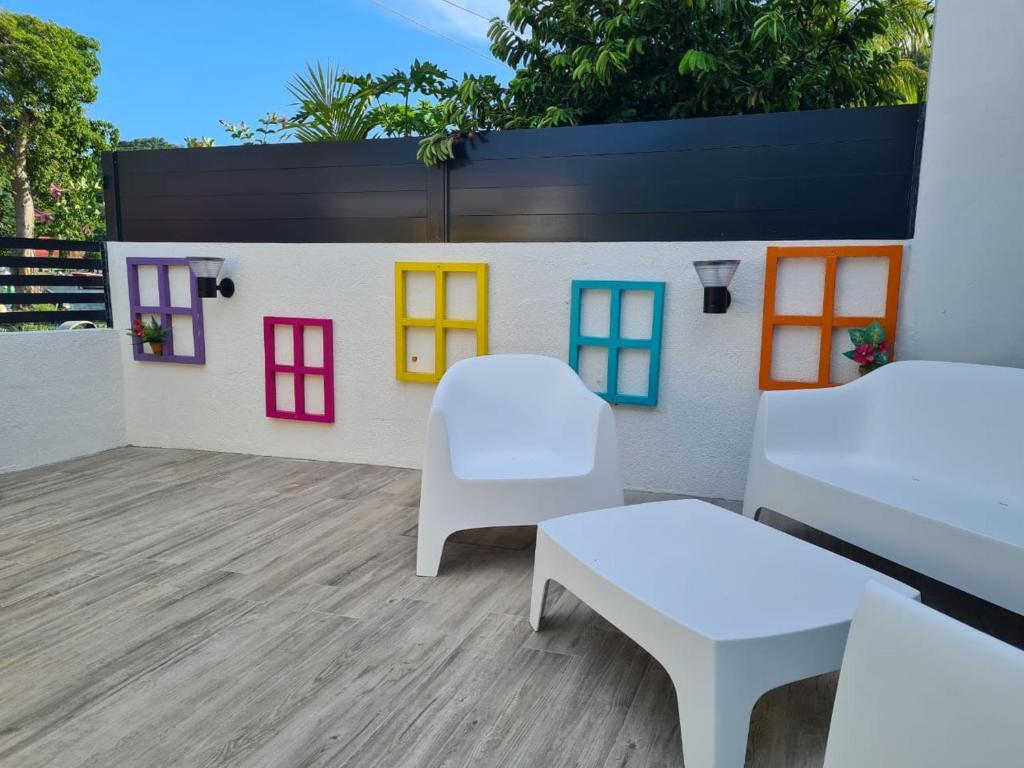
[263,316,334,423]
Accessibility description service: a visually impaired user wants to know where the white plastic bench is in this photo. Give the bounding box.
[743,360,1024,614]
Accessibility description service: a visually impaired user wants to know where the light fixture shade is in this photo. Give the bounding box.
[187,256,224,280]
[693,260,740,288]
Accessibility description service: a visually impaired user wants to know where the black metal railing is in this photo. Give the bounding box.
[0,237,112,329]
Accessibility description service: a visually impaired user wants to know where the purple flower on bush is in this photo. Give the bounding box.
[81,224,93,236]
[49,183,64,200]
[34,209,55,224]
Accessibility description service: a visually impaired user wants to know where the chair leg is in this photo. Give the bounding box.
[529,571,550,631]
[415,518,451,577]
[671,661,759,768]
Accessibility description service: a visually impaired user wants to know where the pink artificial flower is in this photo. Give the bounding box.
[852,343,875,365]
[34,209,55,225]
[49,183,64,200]
[877,341,889,355]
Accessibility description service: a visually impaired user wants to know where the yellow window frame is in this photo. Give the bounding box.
[394,262,488,383]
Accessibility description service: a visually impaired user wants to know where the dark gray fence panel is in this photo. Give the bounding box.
[103,104,924,244]
[447,104,924,242]
[105,136,433,243]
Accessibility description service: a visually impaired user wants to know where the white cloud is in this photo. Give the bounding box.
[387,0,509,43]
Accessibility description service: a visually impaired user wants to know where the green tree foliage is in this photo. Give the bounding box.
[219,115,288,145]
[422,0,932,163]
[222,60,510,165]
[217,0,931,165]
[221,60,481,146]
[117,137,180,151]
[0,175,13,236]
[0,11,115,240]
[487,0,932,129]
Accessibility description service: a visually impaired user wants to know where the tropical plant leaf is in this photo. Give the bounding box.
[848,328,867,345]
[843,350,857,361]
[286,60,375,142]
[678,50,720,75]
[752,11,787,45]
[865,320,886,345]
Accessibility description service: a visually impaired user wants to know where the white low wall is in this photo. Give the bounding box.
[108,240,899,499]
[0,329,126,473]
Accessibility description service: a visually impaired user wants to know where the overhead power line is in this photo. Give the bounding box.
[367,0,495,62]
[436,0,492,22]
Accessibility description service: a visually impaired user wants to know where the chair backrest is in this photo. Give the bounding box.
[856,361,1024,493]
[824,583,1024,768]
[433,354,601,459]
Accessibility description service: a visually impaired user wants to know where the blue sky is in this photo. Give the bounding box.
[13,1,511,144]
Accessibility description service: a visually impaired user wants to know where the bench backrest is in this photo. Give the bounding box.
[858,361,1024,494]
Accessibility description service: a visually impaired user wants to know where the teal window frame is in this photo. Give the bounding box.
[569,280,665,407]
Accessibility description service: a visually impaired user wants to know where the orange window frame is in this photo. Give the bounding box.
[759,245,903,391]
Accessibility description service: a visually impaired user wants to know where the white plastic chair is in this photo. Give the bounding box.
[824,583,1024,767]
[743,360,1024,614]
[416,354,623,576]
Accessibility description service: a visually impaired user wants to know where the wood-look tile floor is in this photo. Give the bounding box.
[0,448,837,767]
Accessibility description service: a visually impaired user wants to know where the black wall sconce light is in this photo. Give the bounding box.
[693,260,740,313]
[187,256,235,298]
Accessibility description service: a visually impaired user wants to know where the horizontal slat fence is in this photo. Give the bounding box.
[103,103,924,243]
[103,136,438,243]
[0,238,111,328]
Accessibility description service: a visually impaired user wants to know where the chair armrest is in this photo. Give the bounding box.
[422,407,454,478]
[591,399,622,483]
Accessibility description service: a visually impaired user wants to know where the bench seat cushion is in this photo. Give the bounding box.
[765,454,1024,614]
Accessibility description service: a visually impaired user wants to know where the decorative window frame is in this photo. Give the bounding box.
[569,280,665,407]
[263,316,335,423]
[126,257,205,364]
[394,262,488,383]
[758,244,903,390]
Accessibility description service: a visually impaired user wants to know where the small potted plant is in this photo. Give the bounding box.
[127,318,169,356]
[843,320,890,376]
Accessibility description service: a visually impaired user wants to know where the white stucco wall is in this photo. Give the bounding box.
[108,240,899,499]
[0,329,126,473]
[899,0,1024,366]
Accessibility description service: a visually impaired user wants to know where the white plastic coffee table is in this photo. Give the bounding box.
[530,500,919,768]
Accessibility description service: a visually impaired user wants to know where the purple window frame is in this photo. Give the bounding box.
[263,316,335,423]
[127,257,206,364]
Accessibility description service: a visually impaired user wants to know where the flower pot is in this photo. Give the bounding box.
[858,364,873,376]
[148,341,164,356]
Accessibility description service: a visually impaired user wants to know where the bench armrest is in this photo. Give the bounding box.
[755,384,863,456]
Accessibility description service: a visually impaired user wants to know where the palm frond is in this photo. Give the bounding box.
[286,61,375,142]
[886,57,930,103]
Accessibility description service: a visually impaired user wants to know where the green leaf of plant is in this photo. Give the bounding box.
[678,50,718,75]
[848,328,867,345]
[865,320,886,345]
[842,350,857,360]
